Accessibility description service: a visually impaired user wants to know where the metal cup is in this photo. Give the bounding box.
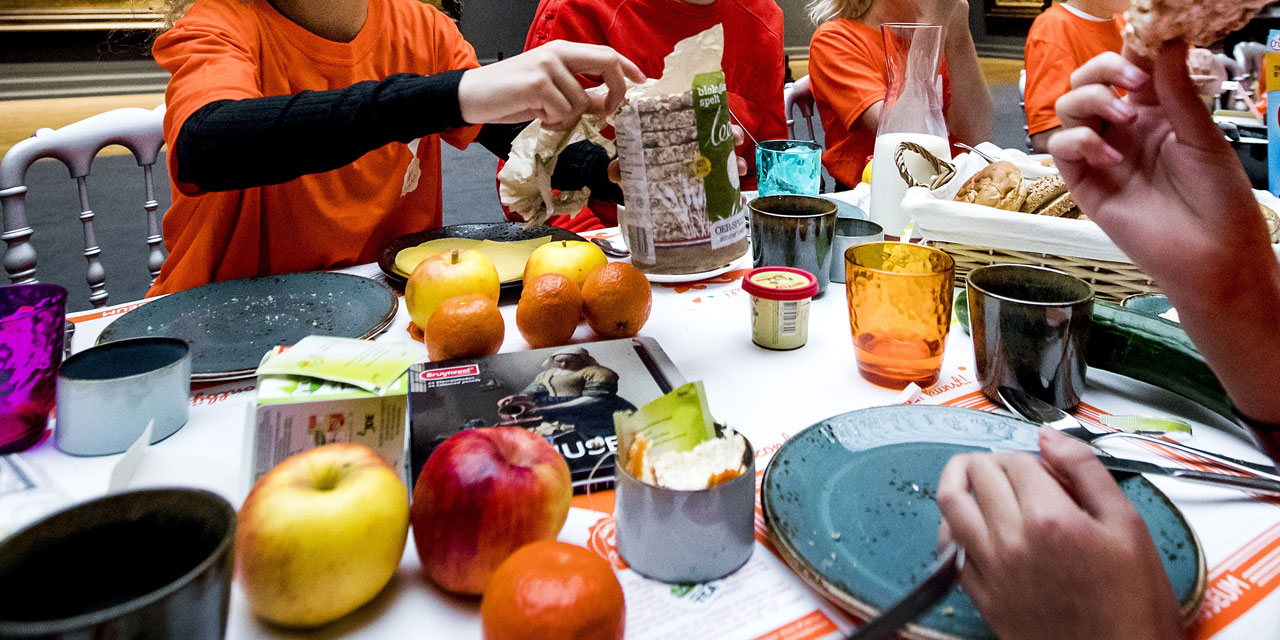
[749,195,838,295]
[614,435,756,583]
[967,265,1094,411]
[829,218,884,284]
[55,337,191,456]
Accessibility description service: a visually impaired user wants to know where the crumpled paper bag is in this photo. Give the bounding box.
[498,85,624,227]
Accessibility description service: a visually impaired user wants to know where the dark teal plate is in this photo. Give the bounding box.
[97,273,397,382]
[761,405,1205,640]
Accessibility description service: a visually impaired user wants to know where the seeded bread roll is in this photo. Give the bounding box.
[1020,175,1067,213]
[954,161,1028,211]
[1261,204,1280,244]
[1124,0,1271,57]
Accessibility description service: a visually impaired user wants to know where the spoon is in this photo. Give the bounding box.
[590,237,630,258]
[954,142,997,164]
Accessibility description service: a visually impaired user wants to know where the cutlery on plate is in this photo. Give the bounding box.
[846,544,961,640]
[996,386,1280,479]
[1094,456,1280,494]
[590,237,630,258]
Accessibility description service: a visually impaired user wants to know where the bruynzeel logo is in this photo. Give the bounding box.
[419,364,480,381]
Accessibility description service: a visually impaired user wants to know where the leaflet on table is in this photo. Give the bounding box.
[248,337,415,486]
[408,338,685,494]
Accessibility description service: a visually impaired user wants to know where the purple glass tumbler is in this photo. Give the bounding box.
[0,283,67,453]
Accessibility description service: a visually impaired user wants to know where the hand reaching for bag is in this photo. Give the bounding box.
[458,41,646,130]
[936,428,1183,640]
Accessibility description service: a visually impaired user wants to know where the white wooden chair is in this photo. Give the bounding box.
[783,75,818,141]
[1,104,167,308]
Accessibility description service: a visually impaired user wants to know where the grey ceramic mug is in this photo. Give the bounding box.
[967,265,1094,411]
[749,195,838,295]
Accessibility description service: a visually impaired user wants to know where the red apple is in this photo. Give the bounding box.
[411,427,571,595]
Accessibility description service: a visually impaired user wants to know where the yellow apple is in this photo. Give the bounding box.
[406,248,500,331]
[523,240,608,289]
[236,444,409,628]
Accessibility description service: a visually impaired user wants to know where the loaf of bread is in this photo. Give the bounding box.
[954,161,1029,211]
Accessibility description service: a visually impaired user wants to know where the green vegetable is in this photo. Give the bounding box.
[955,290,1235,427]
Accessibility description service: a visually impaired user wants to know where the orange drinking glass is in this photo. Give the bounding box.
[844,242,955,389]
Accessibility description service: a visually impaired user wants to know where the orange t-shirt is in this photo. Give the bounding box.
[1024,3,1123,136]
[808,19,951,189]
[150,0,480,295]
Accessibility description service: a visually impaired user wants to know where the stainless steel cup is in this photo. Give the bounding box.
[614,435,756,583]
[829,218,884,284]
[749,195,838,295]
[55,337,191,456]
[967,265,1094,411]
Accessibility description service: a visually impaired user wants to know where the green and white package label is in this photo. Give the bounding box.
[691,71,746,250]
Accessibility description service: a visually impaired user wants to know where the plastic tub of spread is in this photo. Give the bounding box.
[742,267,818,350]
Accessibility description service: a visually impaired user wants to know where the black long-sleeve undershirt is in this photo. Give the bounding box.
[174,69,621,204]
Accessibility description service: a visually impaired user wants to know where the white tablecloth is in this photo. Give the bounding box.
[11,228,1280,639]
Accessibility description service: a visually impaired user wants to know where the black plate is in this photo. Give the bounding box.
[97,273,397,381]
[378,223,586,299]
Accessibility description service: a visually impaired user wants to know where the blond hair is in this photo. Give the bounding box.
[806,0,873,25]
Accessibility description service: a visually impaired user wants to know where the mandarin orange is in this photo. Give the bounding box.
[581,262,652,339]
[424,294,505,361]
[516,273,583,348]
[480,540,625,640]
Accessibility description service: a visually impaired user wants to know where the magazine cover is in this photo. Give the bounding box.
[409,337,684,493]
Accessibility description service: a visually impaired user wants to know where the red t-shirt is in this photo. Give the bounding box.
[503,0,787,230]
[1024,4,1124,136]
[808,19,952,189]
[150,0,480,295]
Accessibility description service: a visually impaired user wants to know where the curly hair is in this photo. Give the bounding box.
[806,0,873,25]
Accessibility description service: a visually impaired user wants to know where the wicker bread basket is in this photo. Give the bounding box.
[925,241,1158,303]
[890,142,1156,303]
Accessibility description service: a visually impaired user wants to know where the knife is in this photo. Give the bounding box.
[846,544,961,640]
[1096,455,1280,494]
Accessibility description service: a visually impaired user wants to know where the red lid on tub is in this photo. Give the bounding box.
[741,267,819,301]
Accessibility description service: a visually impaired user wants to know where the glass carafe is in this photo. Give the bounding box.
[868,23,950,239]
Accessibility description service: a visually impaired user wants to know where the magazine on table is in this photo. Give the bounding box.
[408,337,684,493]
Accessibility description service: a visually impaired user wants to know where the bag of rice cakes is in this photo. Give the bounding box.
[614,25,748,274]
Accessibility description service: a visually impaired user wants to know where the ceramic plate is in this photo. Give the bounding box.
[761,405,1205,640]
[377,223,585,297]
[642,260,745,284]
[97,273,397,381]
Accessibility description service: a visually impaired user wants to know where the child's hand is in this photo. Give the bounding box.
[458,41,645,129]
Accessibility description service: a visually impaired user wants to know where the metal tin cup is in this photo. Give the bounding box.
[55,337,191,456]
[614,434,756,583]
[967,265,1094,411]
[750,195,838,295]
[0,488,235,640]
[829,218,884,284]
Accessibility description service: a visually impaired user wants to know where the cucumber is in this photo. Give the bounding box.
[955,290,1234,426]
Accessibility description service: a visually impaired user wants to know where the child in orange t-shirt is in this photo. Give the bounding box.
[806,0,992,189]
[149,0,641,295]
[1023,0,1126,153]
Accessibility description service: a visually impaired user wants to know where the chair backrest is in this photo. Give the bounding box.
[783,75,817,141]
[1019,68,1031,150]
[1,104,167,308]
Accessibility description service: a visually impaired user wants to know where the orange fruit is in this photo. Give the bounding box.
[481,540,625,640]
[424,294,505,361]
[516,273,583,348]
[581,263,652,339]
